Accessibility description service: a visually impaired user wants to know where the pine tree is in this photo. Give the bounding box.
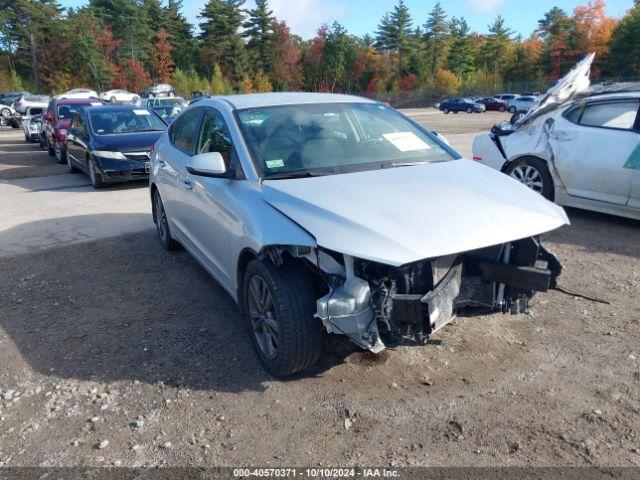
[607,3,640,76]
[423,1,449,76]
[446,17,475,78]
[198,0,247,84]
[242,0,275,76]
[389,0,413,76]
[483,15,513,76]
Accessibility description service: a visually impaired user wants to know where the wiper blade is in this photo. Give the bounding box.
[265,171,329,180]
[381,161,424,169]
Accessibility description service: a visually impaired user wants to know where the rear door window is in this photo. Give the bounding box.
[579,101,639,130]
[169,108,202,154]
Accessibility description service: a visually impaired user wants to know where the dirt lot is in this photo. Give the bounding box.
[0,110,639,468]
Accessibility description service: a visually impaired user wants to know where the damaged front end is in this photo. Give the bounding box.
[311,238,561,352]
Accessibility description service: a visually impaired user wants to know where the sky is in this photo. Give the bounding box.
[61,0,635,40]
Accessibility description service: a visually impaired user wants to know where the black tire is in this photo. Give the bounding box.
[0,107,10,118]
[499,105,506,112]
[508,105,516,113]
[54,142,66,164]
[443,107,449,114]
[88,157,105,189]
[243,259,323,376]
[504,157,554,200]
[152,189,179,250]
[66,155,79,173]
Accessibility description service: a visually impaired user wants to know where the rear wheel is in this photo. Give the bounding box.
[443,107,449,114]
[54,142,66,164]
[66,155,79,173]
[153,189,179,250]
[499,105,506,112]
[504,157,554,200]
[243,259,323,376]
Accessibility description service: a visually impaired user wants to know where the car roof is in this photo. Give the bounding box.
[205,92,376,110]
[83,105,147,112]
[55,98,102,105]
[582,91,640,103]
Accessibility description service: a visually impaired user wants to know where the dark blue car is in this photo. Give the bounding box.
[65,105,167,188]
[438,98,486,114]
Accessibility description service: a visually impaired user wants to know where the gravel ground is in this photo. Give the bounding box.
[0,110,639,468]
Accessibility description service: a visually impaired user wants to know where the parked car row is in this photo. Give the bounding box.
[15,89,187,188]
[438,93,542,116]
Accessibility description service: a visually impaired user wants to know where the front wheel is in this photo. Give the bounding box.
[243,259,323,376]
[466,107,472,113]
[88,157,105,189]
[443,107,449,114]
[504,157,554,200]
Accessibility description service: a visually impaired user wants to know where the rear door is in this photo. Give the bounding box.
[549,99,640,205]
[67,113,90,170]
[156,107,204,238]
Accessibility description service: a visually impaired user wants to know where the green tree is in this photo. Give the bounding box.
[607,4,640,76]
[242,0,275,75]
[0,0,63,88]
[423,1,449,76]
[482,15,513,75]
[198,0,247,84]
[446,17,475,78]
[389,0,413,76]
[89,0,151,61]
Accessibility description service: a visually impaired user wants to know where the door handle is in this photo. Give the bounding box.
[182,178,193,190]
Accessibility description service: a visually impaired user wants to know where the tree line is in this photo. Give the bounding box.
[0,0,639,98]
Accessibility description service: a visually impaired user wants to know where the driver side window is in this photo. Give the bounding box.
[197,109,234,166]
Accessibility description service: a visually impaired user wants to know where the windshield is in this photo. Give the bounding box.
[58,103,97,119]
[89,108,166,134]
[236,103,454,178]
[152,105,182,120]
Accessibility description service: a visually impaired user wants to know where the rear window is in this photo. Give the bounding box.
[169,108,202,153]
[89,109,166,135]
[58,103,98,119]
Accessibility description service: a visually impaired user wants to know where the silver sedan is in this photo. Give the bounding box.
[150,93,568,376]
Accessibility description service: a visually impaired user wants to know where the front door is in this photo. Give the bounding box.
[549,100,640,206]
[180,107,240,287]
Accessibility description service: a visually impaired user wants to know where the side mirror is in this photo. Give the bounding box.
[186,152,227,178]
[43,113,52,121]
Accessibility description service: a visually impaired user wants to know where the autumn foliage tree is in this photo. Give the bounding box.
[149,27,174,83]
[122,59,151,92]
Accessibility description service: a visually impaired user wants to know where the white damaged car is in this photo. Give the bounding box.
[150,92,569,376]
[473,54,640,220]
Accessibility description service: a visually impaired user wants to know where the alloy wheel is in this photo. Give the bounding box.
[510,165,544,193]
[155,193,168,243]
[247,274,279,360]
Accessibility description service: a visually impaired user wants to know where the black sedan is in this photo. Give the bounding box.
[65,105,167,188]
[438,98,486,114]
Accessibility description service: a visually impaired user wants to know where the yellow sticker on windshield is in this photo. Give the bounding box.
[383,132,430,152]
[266,159,284,168]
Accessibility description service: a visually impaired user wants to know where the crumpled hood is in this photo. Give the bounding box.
[262,160,569,266]
[518,53,594,127]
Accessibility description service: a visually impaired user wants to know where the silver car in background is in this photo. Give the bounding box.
[150,93,568,376]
